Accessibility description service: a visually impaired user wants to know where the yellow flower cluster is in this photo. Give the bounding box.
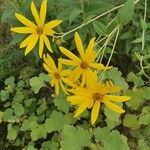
[10,0,130,125]
[11,0,62,58]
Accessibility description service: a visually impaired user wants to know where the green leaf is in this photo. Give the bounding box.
[94,127,129,150]
[20,119,30,131]
[61,125,91,150]
[3,108,17,122]
[125,89,145,110]
[0,111,3,123]
[7,124,18,141]
[24,98,35,107]
[0,90,9,101]
[41,141,59,150]
[45,111,73,133]
[132,38,142,43]
[9,34,26,46]
[103,67,129,90]
[5,76,15,86]
[92,21,106,35]
[29,121,47,141]
[12,103,24,117]
[69,8,81,25]
[138,138,149,150]
[143,87,150,99]
[54,92,70,113]
[5,76,16,93]
[139,106,150,125]
[127,72,144,87]
[104,106,121,129]
[30,73,50,94]
[37,99,47,115]
[123,114,140,129]
[1,6,16,23]
[117,0,134,25]
[139,114,150,125]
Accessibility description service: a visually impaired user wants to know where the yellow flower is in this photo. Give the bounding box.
[43,54,72,95]
[10,0,62,58]
[59,32,111,85]
[67,72,130,125]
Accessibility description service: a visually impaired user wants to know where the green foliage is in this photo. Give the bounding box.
[104,106,121,129]
[45,111,73,133]
[0,0,150,149]
[139,106,150,125]
[103,67,129,90]
[123,114,140,129]
[30,73,50,94]
[125,88,145,110]
[117,0,134,25]
[54,92,70,113]
[94,127,129,150]
[61,125,92,150]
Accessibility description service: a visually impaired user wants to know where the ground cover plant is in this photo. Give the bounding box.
[0,0,150,149]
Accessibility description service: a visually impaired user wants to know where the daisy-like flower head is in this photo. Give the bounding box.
[59,32,111,85]
[67,72,130,125]
[10,0,62,58]
[43,54,72,95]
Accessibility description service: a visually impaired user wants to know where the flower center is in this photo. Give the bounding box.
[93,93,103,101]
[80,61,88,69]
[54,72,60,79]
[36,27,43,34]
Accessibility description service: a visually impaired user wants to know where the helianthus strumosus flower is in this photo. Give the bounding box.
[59,32,111,85]
[67,72,130,125]
[10,0,62,58]
[43,54,72,95]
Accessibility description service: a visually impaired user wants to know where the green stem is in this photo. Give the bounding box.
[141,0,147,51]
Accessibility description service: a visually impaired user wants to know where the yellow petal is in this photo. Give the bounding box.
[60,70,71,76]
[39,35,44,58]
[43,35,53,52]
[69,67,82,82]
[57,60,62,72]
[50,78,55,87]
[103,100,125,113]
[40,0,47,26]
[43,54,57,71]
[43,28,55,36]
[59,58,78,66]
[68,87,91,97]
[31,2,40,25]
[44,20,62,30]
[67,96,88,105]
[86,70,97,88]
[60,80,68,94]
[81,71,86,87]
[85,48,96,63]
[91,101,100,125]
[105,95,131,102]
[87,37,95,52]
[61,77,73,87]
[89,63,107,70]
[20,34,34,48]
[15,13,36,29]
[55,80,59,95]
[59,46,81,64]
[43,63,53,75]
[25,34,38,55]
[88,100,94,109]
[74,101,90,117]
[75,32,84,59]
[10,27,35,34]
[105,81,122,93]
